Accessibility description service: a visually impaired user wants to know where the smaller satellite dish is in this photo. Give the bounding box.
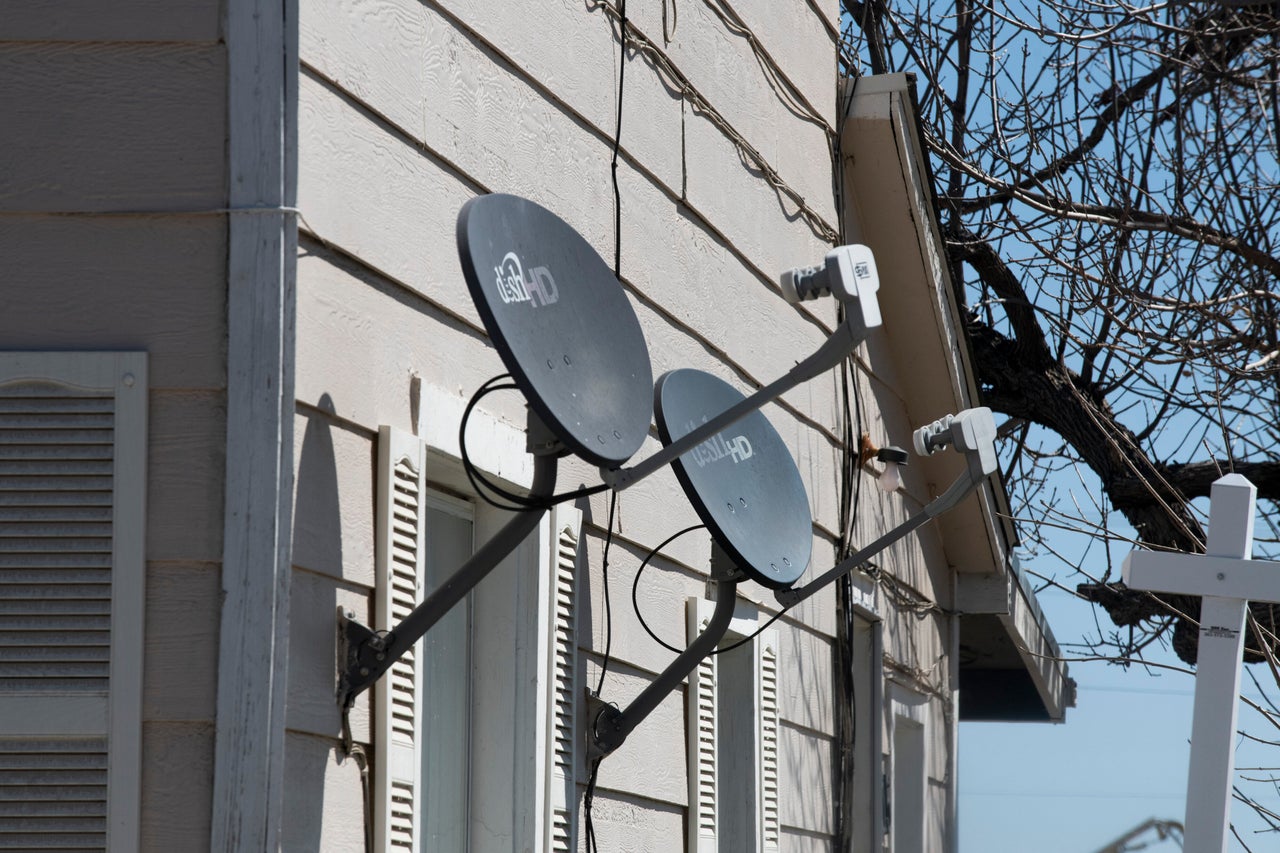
[654,369,812,589]
[457,194,653,467]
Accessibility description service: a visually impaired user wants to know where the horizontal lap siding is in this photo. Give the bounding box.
[296,0,854,847]
[2,16,229,853]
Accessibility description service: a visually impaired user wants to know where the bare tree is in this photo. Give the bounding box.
[839,0,1280,666]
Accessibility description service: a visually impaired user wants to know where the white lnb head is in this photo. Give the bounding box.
[913,414,956,457]
[912,407,998,477]
[780,245,880,313]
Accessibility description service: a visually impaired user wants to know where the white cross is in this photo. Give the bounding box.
[1123,473,1280,853]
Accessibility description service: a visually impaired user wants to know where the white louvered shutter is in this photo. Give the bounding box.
[687,610,718,853]
[544,504,581,853]
[757,633,781,853]
[374,426,426,853]
[0,352,146,853]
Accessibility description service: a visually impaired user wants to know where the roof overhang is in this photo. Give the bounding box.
[840,73,1074,722]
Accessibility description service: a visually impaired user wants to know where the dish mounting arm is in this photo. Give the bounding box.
[774,407,998,609]
[337,412,562,711]
[586,544,742,758]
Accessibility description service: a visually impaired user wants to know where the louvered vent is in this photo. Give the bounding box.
[549,520,578,852]
[0,385,114,695]
[694,644,717,837]
[760,643,780,852]
[388,458,420,745]
[551,524,577,777]
[374,427,425,853]
[387,780,414,850]
[550,811,572,852]
[0,737,108,850]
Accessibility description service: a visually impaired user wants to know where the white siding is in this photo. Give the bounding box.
[2,6,229,850]
[291,1,961,851]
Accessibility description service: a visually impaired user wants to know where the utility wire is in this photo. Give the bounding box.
[586,3,628,849]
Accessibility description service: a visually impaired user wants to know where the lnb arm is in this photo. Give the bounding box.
[775,407,997,609]
[602,245,881,492]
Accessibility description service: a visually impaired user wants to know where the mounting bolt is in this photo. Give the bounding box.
[359,667,370,676]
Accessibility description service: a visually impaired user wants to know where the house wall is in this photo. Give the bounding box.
[0,4,228,851]
[290,2,961,851]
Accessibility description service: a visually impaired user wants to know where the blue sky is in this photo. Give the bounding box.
[960,554,1280,851]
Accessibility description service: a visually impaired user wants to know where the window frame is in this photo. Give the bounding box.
[372,414,581,853]
[686,595,781,853]
[887,681,929,853]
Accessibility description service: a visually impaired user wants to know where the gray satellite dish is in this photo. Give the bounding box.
[342,193,653,709]
[587,369,813,758]
[457,193,653,467]
[654,369,811,589]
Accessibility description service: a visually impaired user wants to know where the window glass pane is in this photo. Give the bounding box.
[421,501,473,852]
[892,716,925,853]
[716,638,758,853]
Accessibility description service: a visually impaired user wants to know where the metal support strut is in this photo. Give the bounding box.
[604,308,873,492]
[775,407,998,610]
[337,419,561,710]
[588,553,742,759]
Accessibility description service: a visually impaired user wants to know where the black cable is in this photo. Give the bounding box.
[461,375,530,511]
[583,758,602,853]
[586,4,626,844]
[595,491,619,694]
[610,0,627,279]
[628,522,793,657]
[631,525,706,654]
[339,707,373,853]
[713,603,789,655]
[458,374,612,511]
[832,328,864,851]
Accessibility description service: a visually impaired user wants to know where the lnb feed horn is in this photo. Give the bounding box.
[774,406,997,610]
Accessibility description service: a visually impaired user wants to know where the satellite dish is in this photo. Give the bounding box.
[457,193,653,467]
[654,369,812,589]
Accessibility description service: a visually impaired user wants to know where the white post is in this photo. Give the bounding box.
[1122,474,1278,853]
[1185,476,1254,853]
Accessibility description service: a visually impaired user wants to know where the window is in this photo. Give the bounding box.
[849,613,884,853]
[418,490,474,850]
[686,596,780,853]
[887,684,928,853]
[372,425,581,853]
[0,352,147,852]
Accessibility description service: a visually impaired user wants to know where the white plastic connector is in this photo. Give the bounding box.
[780,245,881,323]
[913,414,956,456]
[912,407,998,477]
